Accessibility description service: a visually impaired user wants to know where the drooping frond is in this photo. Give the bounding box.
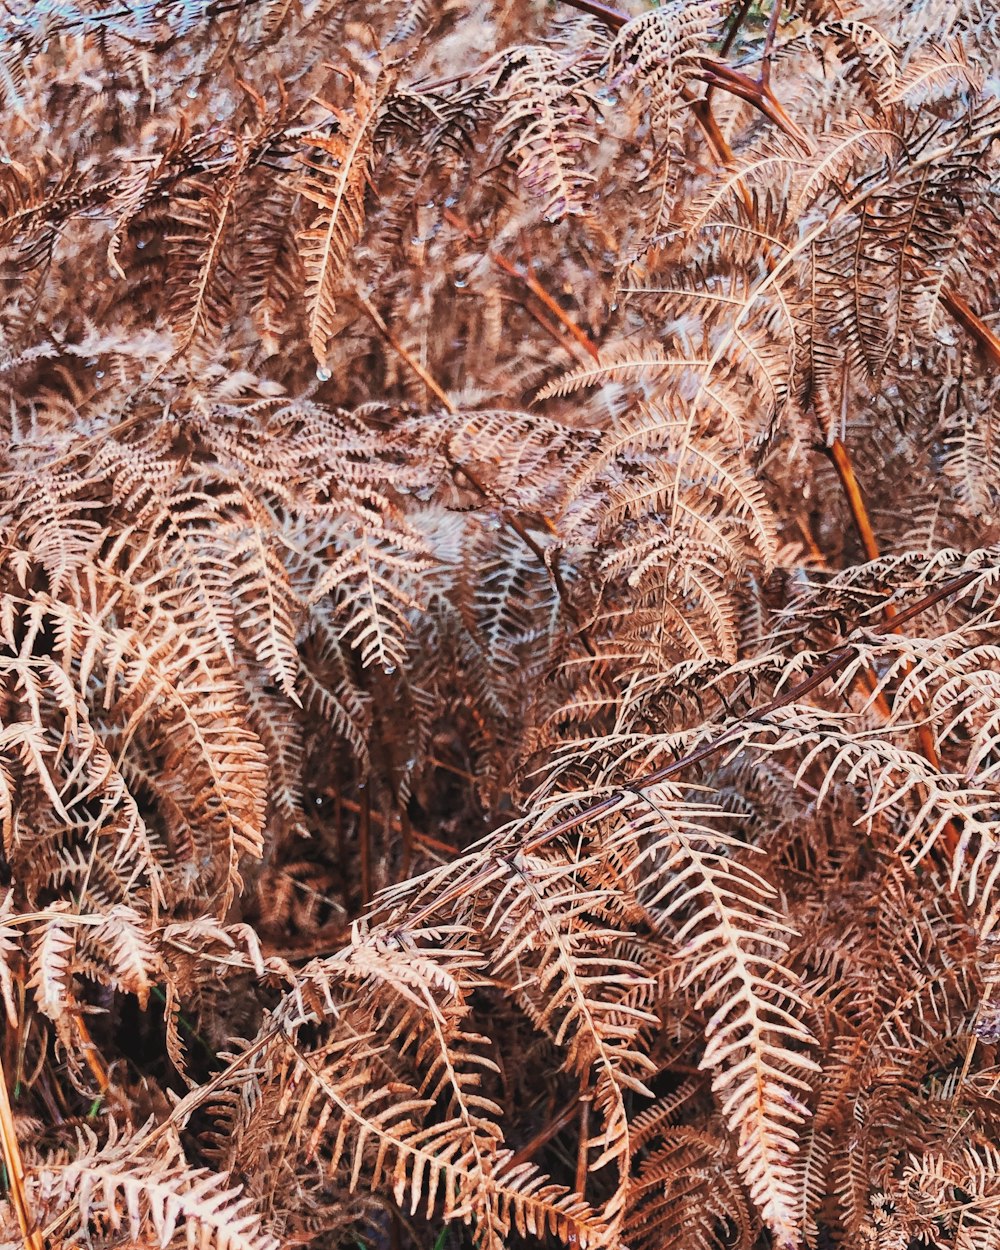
[33,1128,280,1250]
[488,44,601,221]
[296,74,386,366]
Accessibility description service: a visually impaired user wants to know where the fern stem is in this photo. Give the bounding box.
[553,0,626,31]
[717,0,755,60]
[74,1016,111,1095]
[359,788,372,908]
[826,438,881,564]
[399,807,414,880]
[443,209,601,364]
[412,830,460,859]
[826,434,957,847]
[574,1083,591,1199]
[334,790,348,912]
[940,285,1000,368]
[0,1049,43,1250]
[759,0,784,87]
[511,1098,580,1166]
[694,58,810,148]
[356,290,453,410]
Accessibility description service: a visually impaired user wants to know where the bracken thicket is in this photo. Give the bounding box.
[1,1,1000,1248]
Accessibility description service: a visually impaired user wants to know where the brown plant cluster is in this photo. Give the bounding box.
[1,0,1000,1247]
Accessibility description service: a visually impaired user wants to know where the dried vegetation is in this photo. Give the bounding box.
[1,1,1000,1247]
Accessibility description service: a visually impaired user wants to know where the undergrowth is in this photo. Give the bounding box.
[1,1,1000,1247]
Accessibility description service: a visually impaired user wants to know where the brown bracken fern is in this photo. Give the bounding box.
[1,1,1000,1248]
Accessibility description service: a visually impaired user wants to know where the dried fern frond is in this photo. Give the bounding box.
[296,73,389,367]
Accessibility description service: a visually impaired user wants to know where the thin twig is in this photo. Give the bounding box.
[939,285,1000,368]
[74,1016,111,1095]
[826,438,881,564]
[399,807,414,879]
[717,0,755,62]
[510,1097,581,1166]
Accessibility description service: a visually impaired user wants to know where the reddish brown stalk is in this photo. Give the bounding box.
[428,755,478,786]
[510,1097,580,1166]
[333,790,348,909]
[74,1016,111,1095]
[575,1085,591,1199]
[496,256,601,364]
[513,1053,718,1167]
[412,831,461,858]
[717,0,755,62]
[795,513,826,565]
[825,436,958,850]
[521,298,588,362]
[0,1047,43,1250]
[827,438,881,565]
[795,496,893,721]
[322,791,458,859]
[760,0,784,87]
[399,806,414,879]
[939,285,1000,367]
[681,84,744,174]
[555,0,626,29]
[695,58,810,149]
[443,208,601,363]
[358,788,372,908]
[679,79,762,228]
[356,291,453,411]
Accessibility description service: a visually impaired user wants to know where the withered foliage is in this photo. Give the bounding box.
[1,1,1000,1248]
